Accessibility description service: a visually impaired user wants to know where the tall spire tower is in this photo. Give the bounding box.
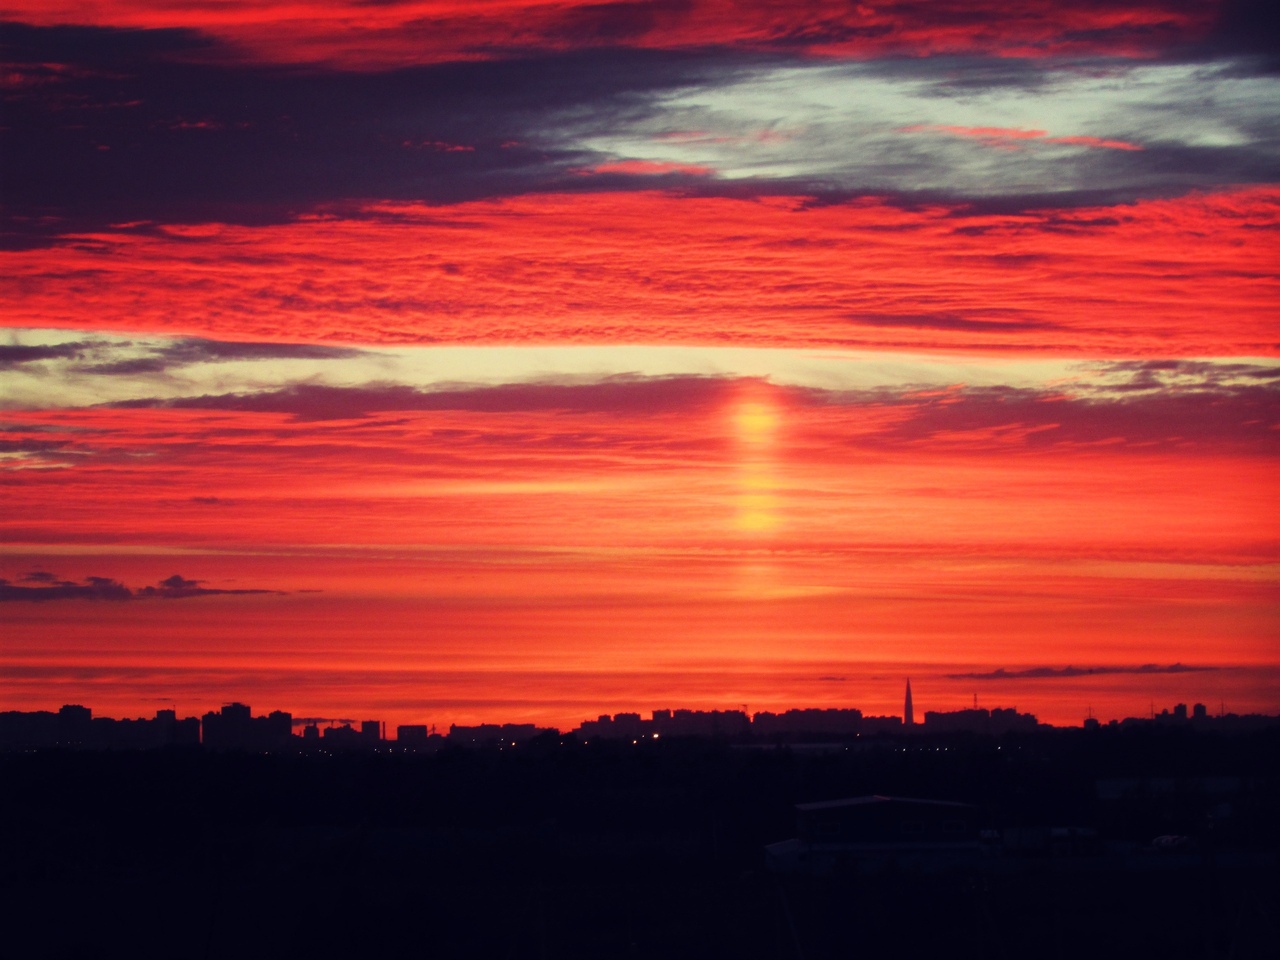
[904,679,914,727]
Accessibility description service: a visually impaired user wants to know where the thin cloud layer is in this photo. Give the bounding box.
[947,663,1219,680]
[5,191,1277,354]
[0,572,281,601]
[0,0,1242,69]
[81,368,1279,455]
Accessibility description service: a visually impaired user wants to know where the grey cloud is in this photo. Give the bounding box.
[853,382,1280,451]
[108,375,751,421]
[20,570,62,583]
[77,338,368,376]
[0,438,72,455]
[2,22,752,246]
[5,18,1277,247]
[0,575,133,602]
[137,573,277,599]
[845,312,1061,333]
[947,664,1219,680]
[102,367,1280,452]
[1086,359,1280,392]
[1202,0,1280,62]
[0,572,283,602]
[0,343,89,367]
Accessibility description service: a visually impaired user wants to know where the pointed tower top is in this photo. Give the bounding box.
[904,678,915,726]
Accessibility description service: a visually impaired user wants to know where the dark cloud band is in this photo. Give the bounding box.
[4,20,1276,246]
[0,572,283,602]
[947,664,1219,680]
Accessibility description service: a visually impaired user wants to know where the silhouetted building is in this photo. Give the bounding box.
[201,703,294,750]
[58,704,92,748]
[1193,702,1207,720]
[0,706,199,750]
[579,709,751,739]
[904,680,914,727]
[752,708,863,738]
[923,707,1038,734]
[859,715,903,735]
[321,723,368,747]
[448,723,552,745]
[90,709,200,749]
[0,710,59,749]
[397,725,428,742]
[659,709,750,737]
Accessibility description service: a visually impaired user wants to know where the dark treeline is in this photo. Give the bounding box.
[2,723,1277,959]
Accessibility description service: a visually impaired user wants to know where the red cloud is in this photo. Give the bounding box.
[901,125,1143,151]
[4,188,1276,356]
[582,159,714,176]
[1,0,1220,68]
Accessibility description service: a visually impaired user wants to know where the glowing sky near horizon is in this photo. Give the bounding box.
[1,0,1277,730]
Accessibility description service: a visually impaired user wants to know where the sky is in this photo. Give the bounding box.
[2,0,1277,731]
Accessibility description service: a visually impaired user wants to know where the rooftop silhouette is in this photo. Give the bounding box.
[2,697,1276,753]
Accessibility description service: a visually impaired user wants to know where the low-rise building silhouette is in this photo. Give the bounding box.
[0,705,200,750]
[448,722,551,745]
[752,708,864,737]
[201,703,293,751]
[577,708,751,739]
[922,706,1038,735]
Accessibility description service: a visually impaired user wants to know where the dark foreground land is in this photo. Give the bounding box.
[2,726,1277,960]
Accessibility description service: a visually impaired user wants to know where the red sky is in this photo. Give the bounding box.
[1,0,1277,730]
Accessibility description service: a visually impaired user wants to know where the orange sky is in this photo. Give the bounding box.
[1,0,1276,732]
[3,385,1276,728]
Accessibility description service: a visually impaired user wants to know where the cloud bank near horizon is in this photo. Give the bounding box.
[0,572,283,602]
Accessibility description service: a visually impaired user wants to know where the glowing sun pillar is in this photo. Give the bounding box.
[732,394,781,534]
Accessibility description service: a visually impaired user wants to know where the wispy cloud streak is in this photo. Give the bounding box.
[0,572,281,601]
[947,663,1220,680]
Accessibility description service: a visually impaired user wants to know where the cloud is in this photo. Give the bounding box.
[581,159,714,176]
[136,573,276,599]
[900,125,1143,151]
[7,189,1275,354]
[1202,0,1280,60]
[20,570,61,583]
[108,376,753,421]
[852,380,1280,452]
[0,343,89,367]
[0,572,283,602]
[845,312,1060,333]
[98,365,1280,453]
[4,19,1277,245]
[0,438,72,455]
[947,664,1219,680]
[77,338,367,376]
[0,0,1232,70]
[2,24,739,244]
[0,575,133,602]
